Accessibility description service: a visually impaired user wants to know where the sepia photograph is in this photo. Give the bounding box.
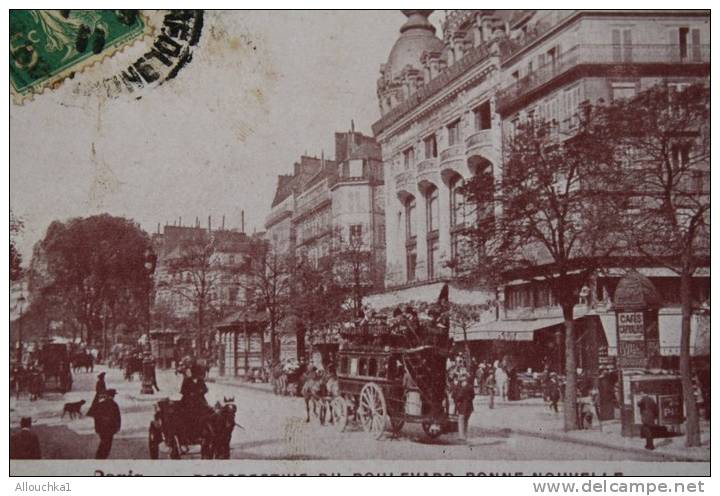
[8,8,710,478]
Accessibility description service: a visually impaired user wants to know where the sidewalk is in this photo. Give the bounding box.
[469,396,710,462]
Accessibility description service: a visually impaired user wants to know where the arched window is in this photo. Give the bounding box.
[450,178,466,228]
[405,197,416,240]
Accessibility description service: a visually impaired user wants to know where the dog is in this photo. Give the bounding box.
[62,400,86,419]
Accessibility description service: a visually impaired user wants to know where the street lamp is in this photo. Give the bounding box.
[16,292,26,364]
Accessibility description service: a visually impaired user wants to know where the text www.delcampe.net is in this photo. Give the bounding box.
[533,480,706,495]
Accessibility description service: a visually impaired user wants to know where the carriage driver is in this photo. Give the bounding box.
[180,366,210,436]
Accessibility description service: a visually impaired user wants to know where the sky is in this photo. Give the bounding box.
[10,10,445,262]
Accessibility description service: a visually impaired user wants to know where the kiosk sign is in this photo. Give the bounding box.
[618,312,645,341]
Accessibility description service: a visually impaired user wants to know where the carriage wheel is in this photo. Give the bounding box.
[330,396,348,432]
[422,421,443,439]
[148,423,161,459]
[358,383,387,439]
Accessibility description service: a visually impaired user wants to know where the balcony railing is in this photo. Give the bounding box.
[497,43,710,112]
[439,144,465,165]
[465,129,494,152]
[417,157,438,174]
[394,170,415,191]
[293,189,331,220]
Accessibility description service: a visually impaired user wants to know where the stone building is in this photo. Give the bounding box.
[370,10,709,372]
[152,221,266,329]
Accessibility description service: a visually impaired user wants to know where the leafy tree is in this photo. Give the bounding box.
[34,214,154,346]
[606,83,709,446]
[460,104,628,431]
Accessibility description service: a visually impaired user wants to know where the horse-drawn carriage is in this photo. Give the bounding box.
[304,302,457,440]
[328,343,456,439]
[36,343,73,393]
[148,397,237,459]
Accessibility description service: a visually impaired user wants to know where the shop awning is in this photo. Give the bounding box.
[459,317,565,342]
[596,309,710,357]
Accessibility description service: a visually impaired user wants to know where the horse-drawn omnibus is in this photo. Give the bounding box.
[328,317,457,440]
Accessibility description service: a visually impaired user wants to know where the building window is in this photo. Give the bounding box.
[405,197,416,239]
[403,147,415,169]
[671,143,691,170]
[406,244,417,282]
[426,186,439,233]
[427,237,439,280]
[447,120,461,146]
[612,29,633,62]
[348,159,363,177]
[678,27,701,61]
[350,224,363,244]
[423,134,437,159]
[611,82,637,101]
[473,101,492,131]
[450,178,466,228]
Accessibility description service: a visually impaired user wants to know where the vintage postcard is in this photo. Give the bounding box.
[9,9,710,477]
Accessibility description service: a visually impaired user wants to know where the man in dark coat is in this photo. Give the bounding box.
[87,372,107,417]
[93,389,121,459]
[10,417,41,459]
[637,394,659,450]
[452,371,475,442]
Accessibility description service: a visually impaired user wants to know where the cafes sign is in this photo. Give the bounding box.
[618,312,644,341]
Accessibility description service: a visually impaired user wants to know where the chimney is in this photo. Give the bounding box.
[208,215,212,232]
[241,210,245,233]
[179,216,182,227]
[222,215,225,231]
[157,222,160,234]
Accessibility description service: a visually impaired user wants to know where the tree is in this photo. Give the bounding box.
[10,209,24,281]
[241,245,293,362]
[460,105,628,431]
[35,214,154,346]
[606,83,709,447]
[330,226,382,319]
[162,234,218,353]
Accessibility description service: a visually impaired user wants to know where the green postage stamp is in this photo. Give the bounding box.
[10,10,152,101]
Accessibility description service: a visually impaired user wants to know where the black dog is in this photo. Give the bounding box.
[62,400,86,419]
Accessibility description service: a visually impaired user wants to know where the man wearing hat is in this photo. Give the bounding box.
[452,369,475,442]
[87,371,107,418]
[93,389,121,459]
[10,417,41,459]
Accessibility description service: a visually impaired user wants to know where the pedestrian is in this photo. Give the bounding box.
[10,417,42,459]
[87,371,107,418]
[637,394,659,450]
[93,389,121,459]
[485,370,496,409]
[494,360,508,401]
[548,374,561,413]
[452,371,475,442]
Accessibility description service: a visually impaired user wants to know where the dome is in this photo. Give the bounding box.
[385,10,444,80]
[614,271,663,311]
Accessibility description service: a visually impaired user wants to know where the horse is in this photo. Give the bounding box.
[301,369,340,424]
[124,355,143,381]
[201,399,239,459]
[71,352,94,373]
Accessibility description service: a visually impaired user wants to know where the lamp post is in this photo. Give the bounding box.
[141,249,156,394]
[16,292,26,364]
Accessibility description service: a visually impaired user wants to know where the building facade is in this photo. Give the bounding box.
[371,10,709,371]
[152,222,265,327]
[266,128,385,283]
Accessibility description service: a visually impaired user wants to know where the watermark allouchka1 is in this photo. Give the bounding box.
[9,10,151,101]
